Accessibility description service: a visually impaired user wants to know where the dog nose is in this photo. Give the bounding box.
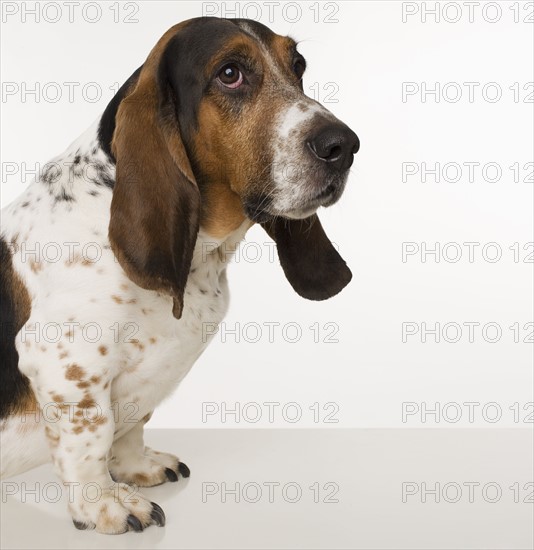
[307,123,360,171]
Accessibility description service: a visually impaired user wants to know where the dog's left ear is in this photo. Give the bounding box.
[260,215,352,300]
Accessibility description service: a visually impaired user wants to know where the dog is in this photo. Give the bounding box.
[0,17,359,533]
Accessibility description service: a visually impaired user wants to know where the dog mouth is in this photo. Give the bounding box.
[243,196,275,223]
[305,173,347,208]
[244,172,347,223]
[314,182,337,201]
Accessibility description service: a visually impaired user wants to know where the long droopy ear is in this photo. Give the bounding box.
[109,25,200,319]
[261,215,352,300]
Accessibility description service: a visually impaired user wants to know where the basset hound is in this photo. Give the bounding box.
[0,17,359,533]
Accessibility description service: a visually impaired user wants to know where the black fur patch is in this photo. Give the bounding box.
[98,66,143,164]
[52,188,75,204]
[0,237,33,419]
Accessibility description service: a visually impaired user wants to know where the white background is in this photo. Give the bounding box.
[1,0,533,429]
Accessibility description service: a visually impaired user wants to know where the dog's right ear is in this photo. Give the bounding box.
[260,214,352,300]
[109,24,200,320]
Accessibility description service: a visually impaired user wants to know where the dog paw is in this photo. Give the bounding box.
[69,482,165,534]
[109,447,190,487]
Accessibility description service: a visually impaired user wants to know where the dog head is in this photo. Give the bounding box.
[104,18,359,318]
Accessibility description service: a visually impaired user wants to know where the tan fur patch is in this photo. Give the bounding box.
[65,364,86,381]
[129,339,145,351]
[78,395,96,409]
[190,32,300,238]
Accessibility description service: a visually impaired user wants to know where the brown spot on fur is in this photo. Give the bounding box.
[95,415,107,425]
[131,473,150,486]
[65,254,80,266]
[59,350,69,359]
[9,233,20,253]
[90,375,102,384]
[88,416,108,432]
[77,381,91,389]
[30,259,43,274]
[129,339,145,351]
[51,393,64,403]
[72,425,84,434]
[65,364,85,381]
[78,396,96,409]
[98,345,108,356]
[149,337,157,344]
[111,295,123,304]
[103,381,110,390]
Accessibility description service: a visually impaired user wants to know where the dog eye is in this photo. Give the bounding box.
[218,64,244,89]
[293,59,305,80]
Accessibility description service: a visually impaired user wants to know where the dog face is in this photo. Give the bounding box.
[107,18,359,318]
[162,18,359,226]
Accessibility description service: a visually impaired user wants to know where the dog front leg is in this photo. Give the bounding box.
[28,365,165,534]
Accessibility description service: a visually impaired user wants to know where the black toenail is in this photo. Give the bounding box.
[72,519,87,530]
[150,502,166,527]
[165,467,178,482]
[178,462,190,478]
[127,514,144,532]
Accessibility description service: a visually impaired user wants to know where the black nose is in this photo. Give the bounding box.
[307,123,360,171]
